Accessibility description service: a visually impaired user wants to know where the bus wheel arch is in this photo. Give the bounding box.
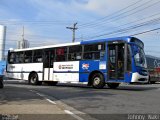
[28,71,41,85]
[88,71,105,89]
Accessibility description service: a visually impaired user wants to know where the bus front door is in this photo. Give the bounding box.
[108,43,125,81]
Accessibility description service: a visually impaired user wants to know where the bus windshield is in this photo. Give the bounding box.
[132,45,147,68]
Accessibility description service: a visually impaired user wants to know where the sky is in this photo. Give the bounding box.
[0,0,160,57]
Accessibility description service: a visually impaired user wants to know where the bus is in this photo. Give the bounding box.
[146,55,160,84]
[6,36,149,89]
[0,61,6,88]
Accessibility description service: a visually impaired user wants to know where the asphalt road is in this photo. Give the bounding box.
[1,80,160,120]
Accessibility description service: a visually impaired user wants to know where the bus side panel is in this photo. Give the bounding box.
[53,73,79,83]
[53,61,79,83]
[7,63,43,80]
[7,72,43,81]
[124,73,132,83]
[79,60,101,82]
[44,68,54,81]
[79,73,89,82]
[7,72,29,80]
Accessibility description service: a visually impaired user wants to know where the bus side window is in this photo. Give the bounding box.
[44,49,55,67]
[43,50,50,67]
[127,45,132,71]
[83,43,105,60]
[68,45,82,61]
[83,53,92,59]
[15,52,24,63]
[109,49,116,70]
[100,51,105,59]
[19,52,24,63]
[9,52,15,64]
[50,50,55,67]
[24,51,33,63]
[55,47,67,62]
[33,50,43,63]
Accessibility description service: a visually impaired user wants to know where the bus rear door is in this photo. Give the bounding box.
[43,49,54,81]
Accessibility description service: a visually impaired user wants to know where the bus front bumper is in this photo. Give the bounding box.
[131,72,149,84]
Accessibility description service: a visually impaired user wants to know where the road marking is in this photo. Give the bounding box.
[45,98,56,105]
[64,110,85,120]
[18,80,26,83]
[36,92,45,97]
[29,90,35,92]
[30,89,87,120]
[29,90,56,105]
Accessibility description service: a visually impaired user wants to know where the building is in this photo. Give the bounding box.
[17,39,29,49]
[0,25,6,61]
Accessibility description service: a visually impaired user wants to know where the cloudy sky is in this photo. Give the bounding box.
[1,0,160,57]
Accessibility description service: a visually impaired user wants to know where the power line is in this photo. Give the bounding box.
[6,31,63,39]
[89,11,160,36]
[145,51,160,54]
[131,27,160,36]
[79,0,143,27]
[0,20,73,24]
[79,0,159,29]
[77,16,160,40]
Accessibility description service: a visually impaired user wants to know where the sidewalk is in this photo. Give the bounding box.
[0,85,76,120]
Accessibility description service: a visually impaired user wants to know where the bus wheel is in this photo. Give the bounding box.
[107,83,120,89]
[92,73,105,89]
[29,73,41,85]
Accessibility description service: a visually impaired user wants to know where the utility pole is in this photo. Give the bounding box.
[66,23,78,42]
[22,26,24,40]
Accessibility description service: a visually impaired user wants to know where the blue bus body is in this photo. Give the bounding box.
[79,36,148,85]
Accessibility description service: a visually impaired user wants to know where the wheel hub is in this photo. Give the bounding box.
[31,76,36,83]
[94,77,100,85]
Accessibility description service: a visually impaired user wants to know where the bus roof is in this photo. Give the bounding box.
[10,36,138,52]
[81,36,134,44]
[11,42,80,52]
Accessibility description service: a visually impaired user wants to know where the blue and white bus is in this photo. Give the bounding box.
[0,61,6,88]
[6,36,149,88]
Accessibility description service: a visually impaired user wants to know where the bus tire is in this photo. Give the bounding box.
[29,73,41,85]
[107,83,120,89]
[92,73,105,89]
